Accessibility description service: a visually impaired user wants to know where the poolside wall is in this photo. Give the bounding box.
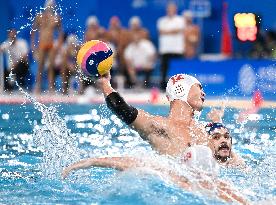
[169,59,276,101]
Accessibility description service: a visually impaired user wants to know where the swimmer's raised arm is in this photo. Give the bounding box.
[62,157,142,179]
[207,101,226,123]
[207,107,225,123]
[99,73,115,96]
[99,74,169,143]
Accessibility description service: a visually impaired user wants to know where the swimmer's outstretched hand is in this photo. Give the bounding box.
[207,108,224,123]
[98,72,115,97]
[61,167,72,179]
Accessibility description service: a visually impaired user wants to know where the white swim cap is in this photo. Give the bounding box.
[166,74,201,104]
[182,145,219,175]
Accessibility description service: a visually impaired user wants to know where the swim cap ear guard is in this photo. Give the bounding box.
[166,74,201,107]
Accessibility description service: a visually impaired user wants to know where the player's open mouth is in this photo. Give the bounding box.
[219,144,230,151]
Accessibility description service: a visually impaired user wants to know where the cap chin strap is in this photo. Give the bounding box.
[180,97,193,109]
[173,99,201,120]
[178,97,202,119]
[174,96,195,112]
[170,94,196,113]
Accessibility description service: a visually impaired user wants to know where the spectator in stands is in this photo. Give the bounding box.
[183,10,200,59]
[264,31,276,58]
[250,31,273,59]
[157,2,185,91]
[124,33,156,88]
[106,16,125,47]
[106,16,131,88]
[249,35,266,59]
[0,29,29,91]
[60,34,82,95]
[84,16,106,42]
[128,16,149,40]
[31,0,63,94]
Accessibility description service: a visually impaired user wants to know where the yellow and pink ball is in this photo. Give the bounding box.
[77,40,113,78]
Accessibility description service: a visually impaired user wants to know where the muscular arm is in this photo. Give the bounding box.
[62,157,141,179]
[62,156,248,204]
[99,74,170,145]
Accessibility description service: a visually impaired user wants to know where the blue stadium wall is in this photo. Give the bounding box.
[169,59,276,100]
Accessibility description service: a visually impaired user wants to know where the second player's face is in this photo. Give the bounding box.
[209,127,232,161]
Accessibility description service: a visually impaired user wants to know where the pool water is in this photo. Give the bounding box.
[0,102,275,205]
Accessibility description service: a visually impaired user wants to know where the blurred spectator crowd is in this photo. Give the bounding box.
[249,31,276,59]
[1,0,275,95]
[0,1,201,94]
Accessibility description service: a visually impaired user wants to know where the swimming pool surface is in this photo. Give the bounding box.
[0,102,275,204]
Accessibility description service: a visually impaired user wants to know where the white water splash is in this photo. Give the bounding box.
[14,81,83,179]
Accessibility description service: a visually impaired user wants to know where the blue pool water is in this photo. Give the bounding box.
[0,101,275,204]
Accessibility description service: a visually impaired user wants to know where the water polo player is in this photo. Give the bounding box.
[97,72,247,168]
[100,73,206,155]
[63,73,249,204]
